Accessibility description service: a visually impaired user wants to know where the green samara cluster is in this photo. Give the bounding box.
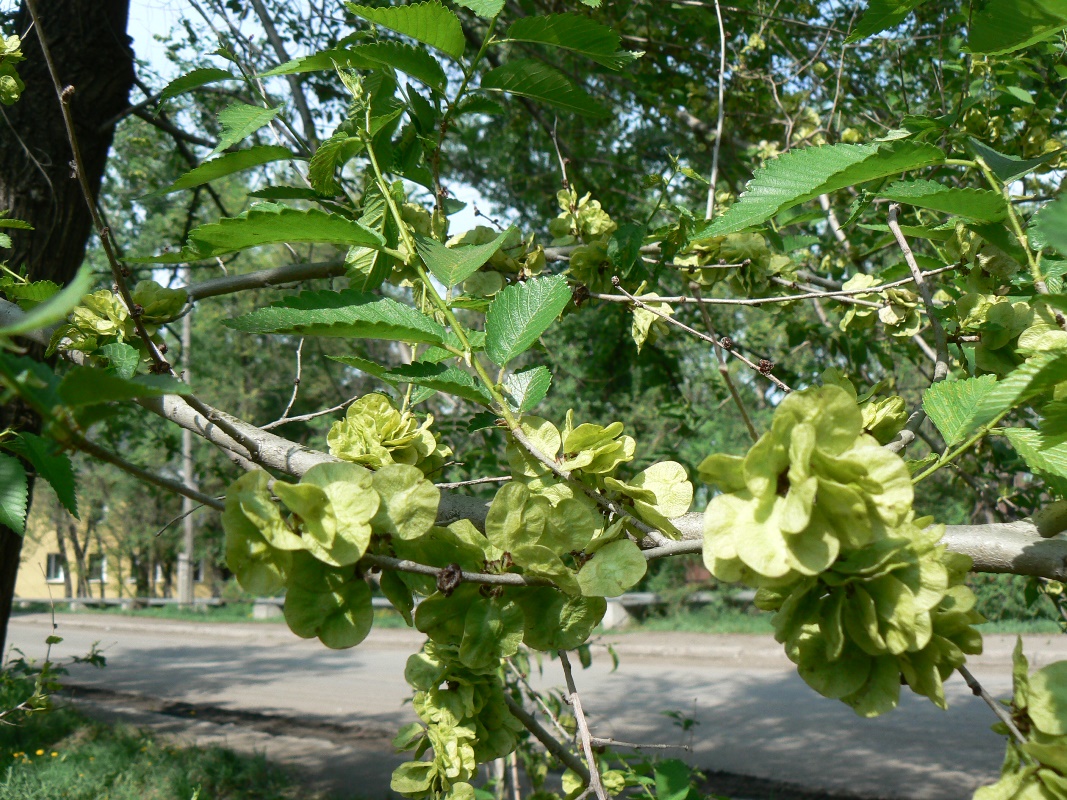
[391,643,525,800]
[978,643,1067,800]
[700,385,984,716]
[222,397,694,797]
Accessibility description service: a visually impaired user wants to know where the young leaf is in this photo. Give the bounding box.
[345,1,465,60]
[0,453,27,535]
[454,0,504,17]
[503,366,552,413]
[308,133,361,195]
[877,180,1007,222]
[973,351,1067,428]
[1002,428,1067,483]
[96,342,140,380]
[692,140,945,239]
[209,102,281,156]
[383,362,491,405]
[4,432,77,517]
[844,0,930,44]
[146,145,293,197]
[503,14,640,69]
[480,60,609,118]
[967,138,1062,184]
[224,289,449,346]
[1033,195,1067,256]
[969,0,1067,55]
[485,274,572,366]
[0,264,93,338]
[129,205,385,264]
[415,227,514,288]
[922,374,998,446]
[157,67,234,108]
[57,368,192,406]
[353,41,447,91]
[346,184,397,292]
[260,47,375,77]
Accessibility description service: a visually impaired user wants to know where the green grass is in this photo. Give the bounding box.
[0,676,330,800]
[623,606,1067,635]
[13,601,409,628]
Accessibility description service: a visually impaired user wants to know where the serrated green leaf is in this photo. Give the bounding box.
[96,342,140,380]
[416,227,514,288]
[968,139,1062,185]
[480,59,609,118]
[265,41,446,90]
[0,453,27,534]
[692,140,945,239]
[974,351,1067,428]
[129,205,385,264]
[308,133,361,195]
[347,184,398,292]
[384,362,491,405]
[969,0,1067,55]
[146,146,293,197]
[844,0,930,43]
[922,374,998,446]
[5,432,77,517]
[1034,196,1067,256]
[1,280,59,308]
[57,368,192,406]
[503,366,552,413]
[210,102,281,156]
[260,48,374,76]
[225,289,448,346]
[454,0,504,17]
[877,179,1007,222]
[1003,427,1067,483]
[503,14,640,69]
[485,274,572,366]
[157,67,235,108]
[346,1,465,60]
[0,264,93,338]
[0,218,33,230]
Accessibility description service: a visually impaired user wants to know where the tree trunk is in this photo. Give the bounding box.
[53,503,73,599]
[0,0,134,656]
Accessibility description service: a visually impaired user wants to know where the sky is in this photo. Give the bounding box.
[121,0,496,235]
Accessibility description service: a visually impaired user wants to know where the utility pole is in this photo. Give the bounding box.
[176,279,196,608]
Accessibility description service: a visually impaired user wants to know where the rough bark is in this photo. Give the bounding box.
[0,0,134,657]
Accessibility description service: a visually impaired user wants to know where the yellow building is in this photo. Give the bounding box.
[15,505,216,603]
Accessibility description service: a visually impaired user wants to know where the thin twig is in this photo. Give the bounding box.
[502,693,591,784]
[275,337,305,424]
[70,435,225,511]
[359,554,552,587]
[957,664,1028,747]
[559,650,607,800]
[588,737,689,751]
[705,0,727,220]
[611,277,792,393]
[435,476,512,490]
[691,285,758,442]
[887,205,949,383]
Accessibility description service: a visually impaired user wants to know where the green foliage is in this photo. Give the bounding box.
[502,14,640,69]
[479,60,610,119]
[692,141,945,238]
[485,274,572,366]
[346,1,466,60]
[0,35,24,105]
[0,453,27,534]
[131,205,385,263]
[210,102,281,156]
[147,145,294,196]
[156,67,234,108]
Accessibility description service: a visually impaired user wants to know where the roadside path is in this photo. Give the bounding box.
[9,613,1067,800]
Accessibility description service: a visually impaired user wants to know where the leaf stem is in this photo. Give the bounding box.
[975,157,1047,294]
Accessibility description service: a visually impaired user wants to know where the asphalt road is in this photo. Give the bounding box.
[9,612,1067,800]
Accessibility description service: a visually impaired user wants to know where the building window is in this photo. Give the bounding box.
[45,554,64,583]
[87,554,106,583]
[193,559,204,583]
